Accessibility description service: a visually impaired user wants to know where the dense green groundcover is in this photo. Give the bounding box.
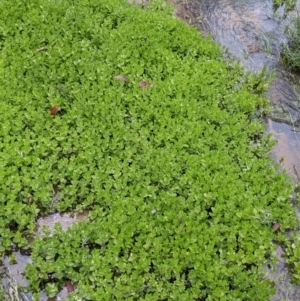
[0,0,299,300]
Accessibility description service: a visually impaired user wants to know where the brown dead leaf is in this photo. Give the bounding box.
[139,81,153,88]
[50,105,59,115]
[272,223,280,231]
[65,280,74,293]
[114,75,130,82]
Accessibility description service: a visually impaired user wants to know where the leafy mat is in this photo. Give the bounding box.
[0,0,298,300]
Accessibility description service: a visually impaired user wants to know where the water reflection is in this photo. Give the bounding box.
[268,118,300,182]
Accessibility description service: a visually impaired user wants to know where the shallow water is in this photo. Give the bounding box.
[268,119,300,181]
